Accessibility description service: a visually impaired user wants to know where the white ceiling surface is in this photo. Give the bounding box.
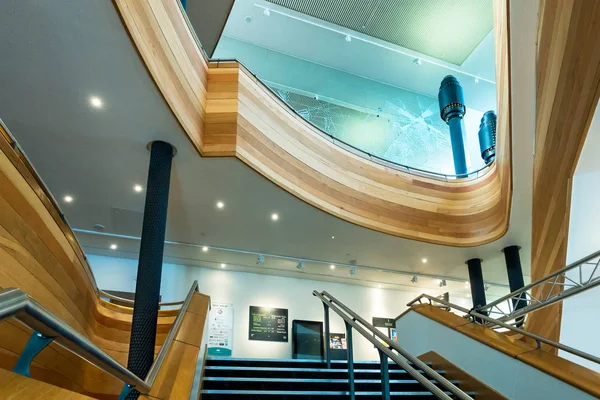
[575,102,600,175]
[0,0,534,290]
[218,0,497,112]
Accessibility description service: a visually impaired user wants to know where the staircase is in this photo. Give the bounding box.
[201,357,475,399]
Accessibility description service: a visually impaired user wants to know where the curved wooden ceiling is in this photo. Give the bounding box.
[114,0,512,247]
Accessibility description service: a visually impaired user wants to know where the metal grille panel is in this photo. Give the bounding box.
[266,0,493,65]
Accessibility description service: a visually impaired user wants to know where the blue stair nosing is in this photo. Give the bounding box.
[203,377,460,384]
[206,356,432,365]
[204,366,445,373]
[200,390,474,396]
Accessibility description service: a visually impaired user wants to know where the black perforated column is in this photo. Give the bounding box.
[127,141,173,382]
[466,258,487,311]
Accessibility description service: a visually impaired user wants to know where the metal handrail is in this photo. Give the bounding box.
[99,289,185,307]
[314,290,473,400]
[406,293,600,366]
[478,249,600,322]
[0,280,199,394]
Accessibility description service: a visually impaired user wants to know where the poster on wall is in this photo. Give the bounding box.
[329,333,346,349]
[207,301,234,356]
[248,306,288,342]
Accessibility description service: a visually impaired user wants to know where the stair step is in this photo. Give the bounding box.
[200,389,467,399]
[206,357,431,370]
[204,366,445,379]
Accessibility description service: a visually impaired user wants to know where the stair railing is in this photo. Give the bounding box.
[406,292,600,367]
[313,290,473,400]
[0,280,199,399]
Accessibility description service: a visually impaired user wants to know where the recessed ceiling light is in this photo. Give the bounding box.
[133,184,143,193]
[474,77,480,84]
[345,34,352,42]
[271,213,279,221]
[263,8,271,16]
[89,96,103,109]
[63,195,74,203]
[202,246,209,252]
[422,258,427,263]
[331,236,335,239]
[109,244,118,250]
[245,15,252,23]
[216,201,225,209]
[220,263,226,268]
[330,264,335,270]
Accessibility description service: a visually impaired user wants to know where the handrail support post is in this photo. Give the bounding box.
[378,349,390,400]
[323,302,331,369]
[345,320,355,400]
[13,331,54,377]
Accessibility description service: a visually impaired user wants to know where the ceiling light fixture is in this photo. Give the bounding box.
[330,264,336,270]
[216,201,225,209]
[296,261,305,270]
[271,213,279,221]
[345,34,352,42]
[378,284,383,288]
[63,195,74,203]
[133,184,143,193]
[411,276,418,284]
[263,8,271,16]
[257,254,265,264]
[484,284,490,292]
[109,244,118,250]
[413,58,422,66]
[331,236,335,239]
[220,263,226,269]
[349,266,357,276]
[439,279,447,287]
[89,96,103,109]
[202,246,209,252]
[421,258,427,263]
[474,77,480,84]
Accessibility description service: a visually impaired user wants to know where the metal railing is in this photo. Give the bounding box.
[0,280,199,398]
[406,293,600,366]
[314,290,473,400]
[99,289,185,308]
[478,250,600,325]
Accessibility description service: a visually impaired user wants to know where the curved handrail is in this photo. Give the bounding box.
[99,289,185,308]
[314,290,473,400]
[0,280,200,395]
[406,293,600,366]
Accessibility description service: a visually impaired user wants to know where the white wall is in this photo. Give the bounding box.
[88,254,474,360]
[560,170,600,371]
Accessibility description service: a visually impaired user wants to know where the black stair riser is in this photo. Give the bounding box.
[204,369,426,380]
[202,394,447,400]
[205,359,418,370]
[203,380,438,391]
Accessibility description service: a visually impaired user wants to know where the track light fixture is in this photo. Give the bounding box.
[349,266,357,276]
[257,254,265,265]
[296,261,305,270]
[411,276,418,284]
[439,279,447,287]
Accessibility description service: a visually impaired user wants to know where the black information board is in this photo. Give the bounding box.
[248,306,288,342]
[372,317,395,328]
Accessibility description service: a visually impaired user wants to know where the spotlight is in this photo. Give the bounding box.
[202,246,209,252]
[109,244,118,250]
[271,213,279,221]
[349,266,357,276]
[89,96,103,109]
[330,264,336,270]
[421,258,427,263]
[474,77,480,84]
[63,195,74,203]
[484,284,490,292]
[439,279,447,287]
[257,254,265,264]
[345,35,352,42]
[133,184,143,193]
[220,263,226,269]
[296,261,305,270]
[263,8,271,16]
[411,276,418,284]
[413,58,422,66]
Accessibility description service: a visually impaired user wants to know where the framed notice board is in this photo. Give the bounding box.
[248,306,288,342]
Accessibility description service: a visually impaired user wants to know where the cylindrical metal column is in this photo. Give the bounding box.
[503,245,527,315]
[466,258,487,311]
[478,111,497,165]
[439,75,468,176]
[127,141,174,380]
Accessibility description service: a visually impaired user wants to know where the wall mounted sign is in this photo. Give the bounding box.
[248,306,288,342]
[372,317,395,328]
[207,301,234,356]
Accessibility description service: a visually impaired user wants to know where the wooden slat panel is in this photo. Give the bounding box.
[0,369,94,400]
[114,0,513,247]
[529,0,600,347]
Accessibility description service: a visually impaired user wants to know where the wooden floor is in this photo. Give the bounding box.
[114,0,513,247]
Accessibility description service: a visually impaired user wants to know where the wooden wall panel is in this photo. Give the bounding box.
[114,0,514,247]
[528,0,600,347]
[0,124,208,399]
[0,368,94,400]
